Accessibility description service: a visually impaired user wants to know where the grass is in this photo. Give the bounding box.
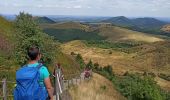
[69,73,126,100]
[54,51,81,79]
[96,26,164,43]
[61,40,170,78]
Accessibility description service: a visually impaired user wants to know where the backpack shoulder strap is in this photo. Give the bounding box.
[36,63,43,70]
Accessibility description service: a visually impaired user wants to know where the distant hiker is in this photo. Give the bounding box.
[53,63,64,93]
[14,46,54,100]
[53,63,64,79]
[84,67,92,79]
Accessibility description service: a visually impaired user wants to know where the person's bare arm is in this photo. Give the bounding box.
[44,77,54,100]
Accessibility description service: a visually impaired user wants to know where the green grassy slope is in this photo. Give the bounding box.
[40,22,164,43]
[0,16,81,79]
[0,16,16,68]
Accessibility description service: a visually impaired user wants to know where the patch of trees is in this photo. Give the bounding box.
[84,40,141,53]
[75,54,86,69]
[84,40,141,48]
[43,28,105,42]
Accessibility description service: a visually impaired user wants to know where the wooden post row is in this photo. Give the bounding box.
[2,78,7,100]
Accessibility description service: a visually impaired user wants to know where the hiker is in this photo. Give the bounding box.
[53,63,64,93]
[14,46,53,100]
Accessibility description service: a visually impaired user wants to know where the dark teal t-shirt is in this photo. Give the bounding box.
[27,62,50,86]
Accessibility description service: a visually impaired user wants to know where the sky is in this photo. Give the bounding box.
[0,0,170,17]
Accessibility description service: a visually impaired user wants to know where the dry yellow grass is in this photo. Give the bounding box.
[161,24,170,33]
[155,77,170,91]
[98,26,164,43]
[61,40,170,75]
[69,73,126,100]
[61,40,131,75]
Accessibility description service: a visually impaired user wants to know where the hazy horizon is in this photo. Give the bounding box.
[0,0,170,17]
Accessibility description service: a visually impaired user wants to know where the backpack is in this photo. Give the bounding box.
[13,63,48,100]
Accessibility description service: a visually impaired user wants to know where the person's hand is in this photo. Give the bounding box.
[50,98,53,100]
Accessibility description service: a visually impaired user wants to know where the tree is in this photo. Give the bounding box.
[15,12,58,65]
[76,54,85,69]
[86,59,94,69]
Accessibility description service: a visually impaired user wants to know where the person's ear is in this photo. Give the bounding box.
[37,54,41,60]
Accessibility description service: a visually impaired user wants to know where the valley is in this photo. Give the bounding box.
[0,14,170,100]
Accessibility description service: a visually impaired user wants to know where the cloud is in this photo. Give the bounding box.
[73,5,82,9]
[0,0,170,17]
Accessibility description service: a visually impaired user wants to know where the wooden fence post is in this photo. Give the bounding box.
[2,78,7,100]
[55,69,59,100]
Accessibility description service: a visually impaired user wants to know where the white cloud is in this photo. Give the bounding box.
[0,0,170,17]
[73,5,82,9]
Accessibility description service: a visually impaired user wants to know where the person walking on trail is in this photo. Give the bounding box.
[53,63,64,93]
[14,46,54,100]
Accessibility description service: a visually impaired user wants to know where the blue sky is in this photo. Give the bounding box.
[0,0,170,17]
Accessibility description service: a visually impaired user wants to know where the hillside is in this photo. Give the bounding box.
[103,16,166,29]
[0,16,16,67]
[0,16,81,79]
[40,22,104,42]
[40,22,90,31]
[61,40,170,75]
[102,16,168,36]
[40,22,164,43]
[96,26,163,43]
[33,16,56,24]
[102,16,134,27]
[132,18,166,29]
[69,73,126,100]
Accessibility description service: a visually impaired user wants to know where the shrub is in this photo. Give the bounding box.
[114,74,165,100]
[75,54,85,69]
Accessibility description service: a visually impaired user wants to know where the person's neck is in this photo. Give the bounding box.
[28,60,38,64]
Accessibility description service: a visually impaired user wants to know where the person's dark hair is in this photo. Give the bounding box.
[27,46,40,60]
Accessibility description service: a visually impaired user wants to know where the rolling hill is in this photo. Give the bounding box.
[103,16,167,29]
[40,22,164,43]
[102,16,169,37]
[40,22,90,30]
[132,18,166,29]
[33,16,56,24]
[95,25,164,43]
[102,16,134,27]
[40,22,104,42]
[61,40,170,75]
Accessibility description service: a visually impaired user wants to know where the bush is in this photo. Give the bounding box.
[114,74,166,100]
[75,54,85,69]
[70,52,76,55]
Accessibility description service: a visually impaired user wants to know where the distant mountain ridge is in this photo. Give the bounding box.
[33,16,56,24]
[103,16,167,29]
[102,16,170,37]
